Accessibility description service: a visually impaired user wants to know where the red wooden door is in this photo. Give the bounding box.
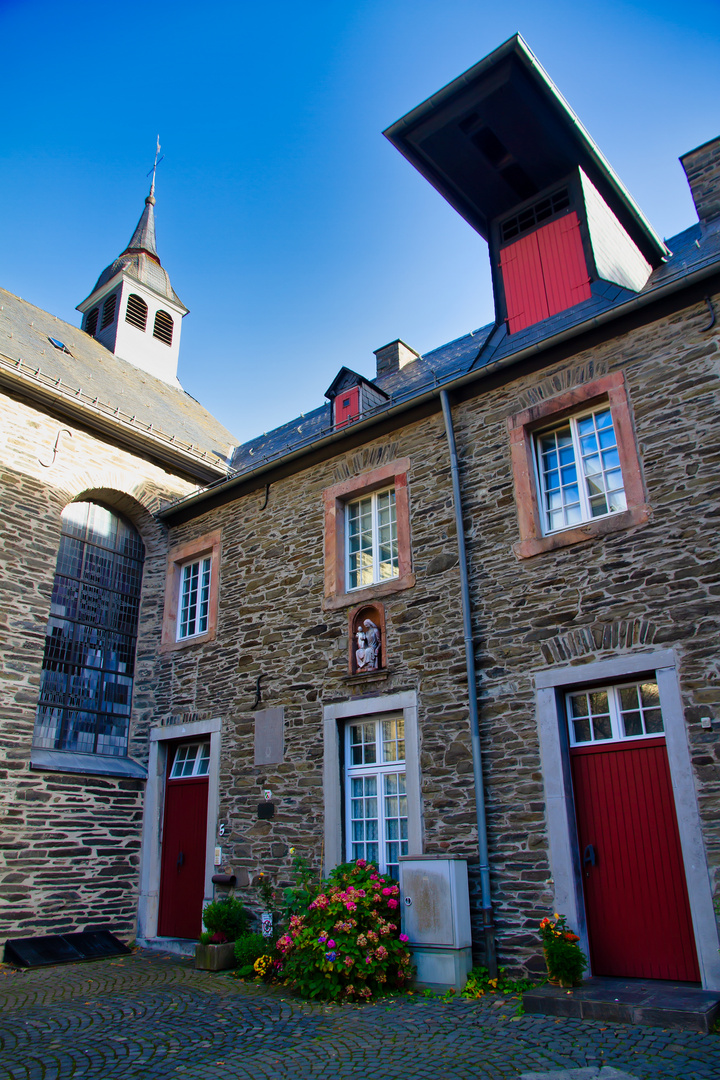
[158,770,208,939]
[571,737,699,981]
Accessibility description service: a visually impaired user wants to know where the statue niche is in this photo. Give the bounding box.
[349,603,385,675]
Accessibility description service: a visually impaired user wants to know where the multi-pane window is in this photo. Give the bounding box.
[169,741,210,778]
[346,487,398,590]
[33,501,144,757]
[567,681,664,747]
[177,557,211,640]
[345,714,407,879]
[536,406,626,533]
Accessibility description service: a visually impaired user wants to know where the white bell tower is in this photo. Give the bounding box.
[77,154,188,387]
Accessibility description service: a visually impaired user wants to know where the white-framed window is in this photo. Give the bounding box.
[344,714,408,879]
[169,741,210,778]
[567,681,664,747]
[177,557,211,640]
[346,487,398,591]
[535,405,627,534]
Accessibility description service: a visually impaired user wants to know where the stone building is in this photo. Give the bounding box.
[0,176,237,943]
[1,35,719,991]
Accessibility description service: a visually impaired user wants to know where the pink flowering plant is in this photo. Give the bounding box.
[272,859,413,1001]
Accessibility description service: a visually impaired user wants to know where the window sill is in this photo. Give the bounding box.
[30,748,148,779]
[513,503,651,559]
[323,572,416,612]
[160,629,217,654]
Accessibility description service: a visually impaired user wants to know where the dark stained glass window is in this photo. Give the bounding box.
[33,502,145,757]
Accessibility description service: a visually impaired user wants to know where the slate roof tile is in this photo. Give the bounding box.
[0,288,238,463]
[226,222,720,482]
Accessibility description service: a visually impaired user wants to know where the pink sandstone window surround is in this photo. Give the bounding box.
[323,458,414,611]
[161,529,222,651]
[507,372,650,559]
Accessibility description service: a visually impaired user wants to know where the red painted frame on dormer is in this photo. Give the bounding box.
[501,212,591,333]
[334,386,360,429]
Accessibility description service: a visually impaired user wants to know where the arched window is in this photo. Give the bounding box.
[33,502,145,758]
[85,307,99,337]
[100,292,117,330]
[125,293,148,331]
[153,309,174,346]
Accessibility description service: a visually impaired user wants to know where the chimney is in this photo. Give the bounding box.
[374,339,421,378]
[680,136,720,228]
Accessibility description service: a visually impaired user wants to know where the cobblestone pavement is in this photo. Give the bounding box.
[0,950,718,1080]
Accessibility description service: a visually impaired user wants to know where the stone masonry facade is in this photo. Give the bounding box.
[158,285,720,973]
[0,387,198,941]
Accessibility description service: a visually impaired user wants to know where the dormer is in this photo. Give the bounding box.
[325,368,389,429]
[384,35,668,336]
[77,182,188,386]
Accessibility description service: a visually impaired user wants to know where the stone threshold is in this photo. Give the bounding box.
[523,976,720,1033]
[136,936,196,959]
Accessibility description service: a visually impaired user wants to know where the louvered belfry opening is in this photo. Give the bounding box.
[125,293,148,331]
[100,293,117,330]
[153,309,173,346]
[85,307,99,337]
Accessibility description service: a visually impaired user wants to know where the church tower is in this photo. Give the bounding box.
[76,172,188,386]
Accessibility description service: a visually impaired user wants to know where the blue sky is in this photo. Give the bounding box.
[1,0,719,441]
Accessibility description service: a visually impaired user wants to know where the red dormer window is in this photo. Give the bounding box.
[334,386,360,429]
[500,211,591,333]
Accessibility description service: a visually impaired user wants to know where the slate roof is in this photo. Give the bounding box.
[81,187,187,312]
[0,287,238,469]
[125,192,159,259]
[223,219,720,483]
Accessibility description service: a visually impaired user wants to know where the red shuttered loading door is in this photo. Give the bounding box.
[571,737,699,981]
[500,212,591,333]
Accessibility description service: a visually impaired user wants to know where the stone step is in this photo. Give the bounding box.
[523,976,720,1033]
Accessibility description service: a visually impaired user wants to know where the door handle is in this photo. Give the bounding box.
[583,844,596,871]
[177,850,185,871]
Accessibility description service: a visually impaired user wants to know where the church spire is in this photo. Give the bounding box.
[121,137,162,263]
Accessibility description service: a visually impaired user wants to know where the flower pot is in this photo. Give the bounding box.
[195,941,236,972]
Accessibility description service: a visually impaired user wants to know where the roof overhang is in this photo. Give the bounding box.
[0,351,229,483]
[384,34,667,266]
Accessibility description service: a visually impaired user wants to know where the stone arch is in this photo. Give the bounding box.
[42,482,176,760]
[69,486,167,559]
[538,619,658,666]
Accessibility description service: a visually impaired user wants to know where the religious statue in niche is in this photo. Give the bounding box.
[349,603,385,675]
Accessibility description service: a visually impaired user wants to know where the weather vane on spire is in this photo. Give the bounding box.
[147,136,164,197]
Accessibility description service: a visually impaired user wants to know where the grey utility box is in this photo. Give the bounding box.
[399,855,472,991]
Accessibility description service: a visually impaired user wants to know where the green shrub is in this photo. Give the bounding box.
[273,858,412,1002]
[201,897,247,943]
[234,932,268,970]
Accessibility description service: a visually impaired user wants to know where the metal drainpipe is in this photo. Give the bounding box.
[440,388,497,978]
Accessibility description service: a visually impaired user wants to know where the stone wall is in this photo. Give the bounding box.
[0,387,196,940]
[159,289,720,973]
